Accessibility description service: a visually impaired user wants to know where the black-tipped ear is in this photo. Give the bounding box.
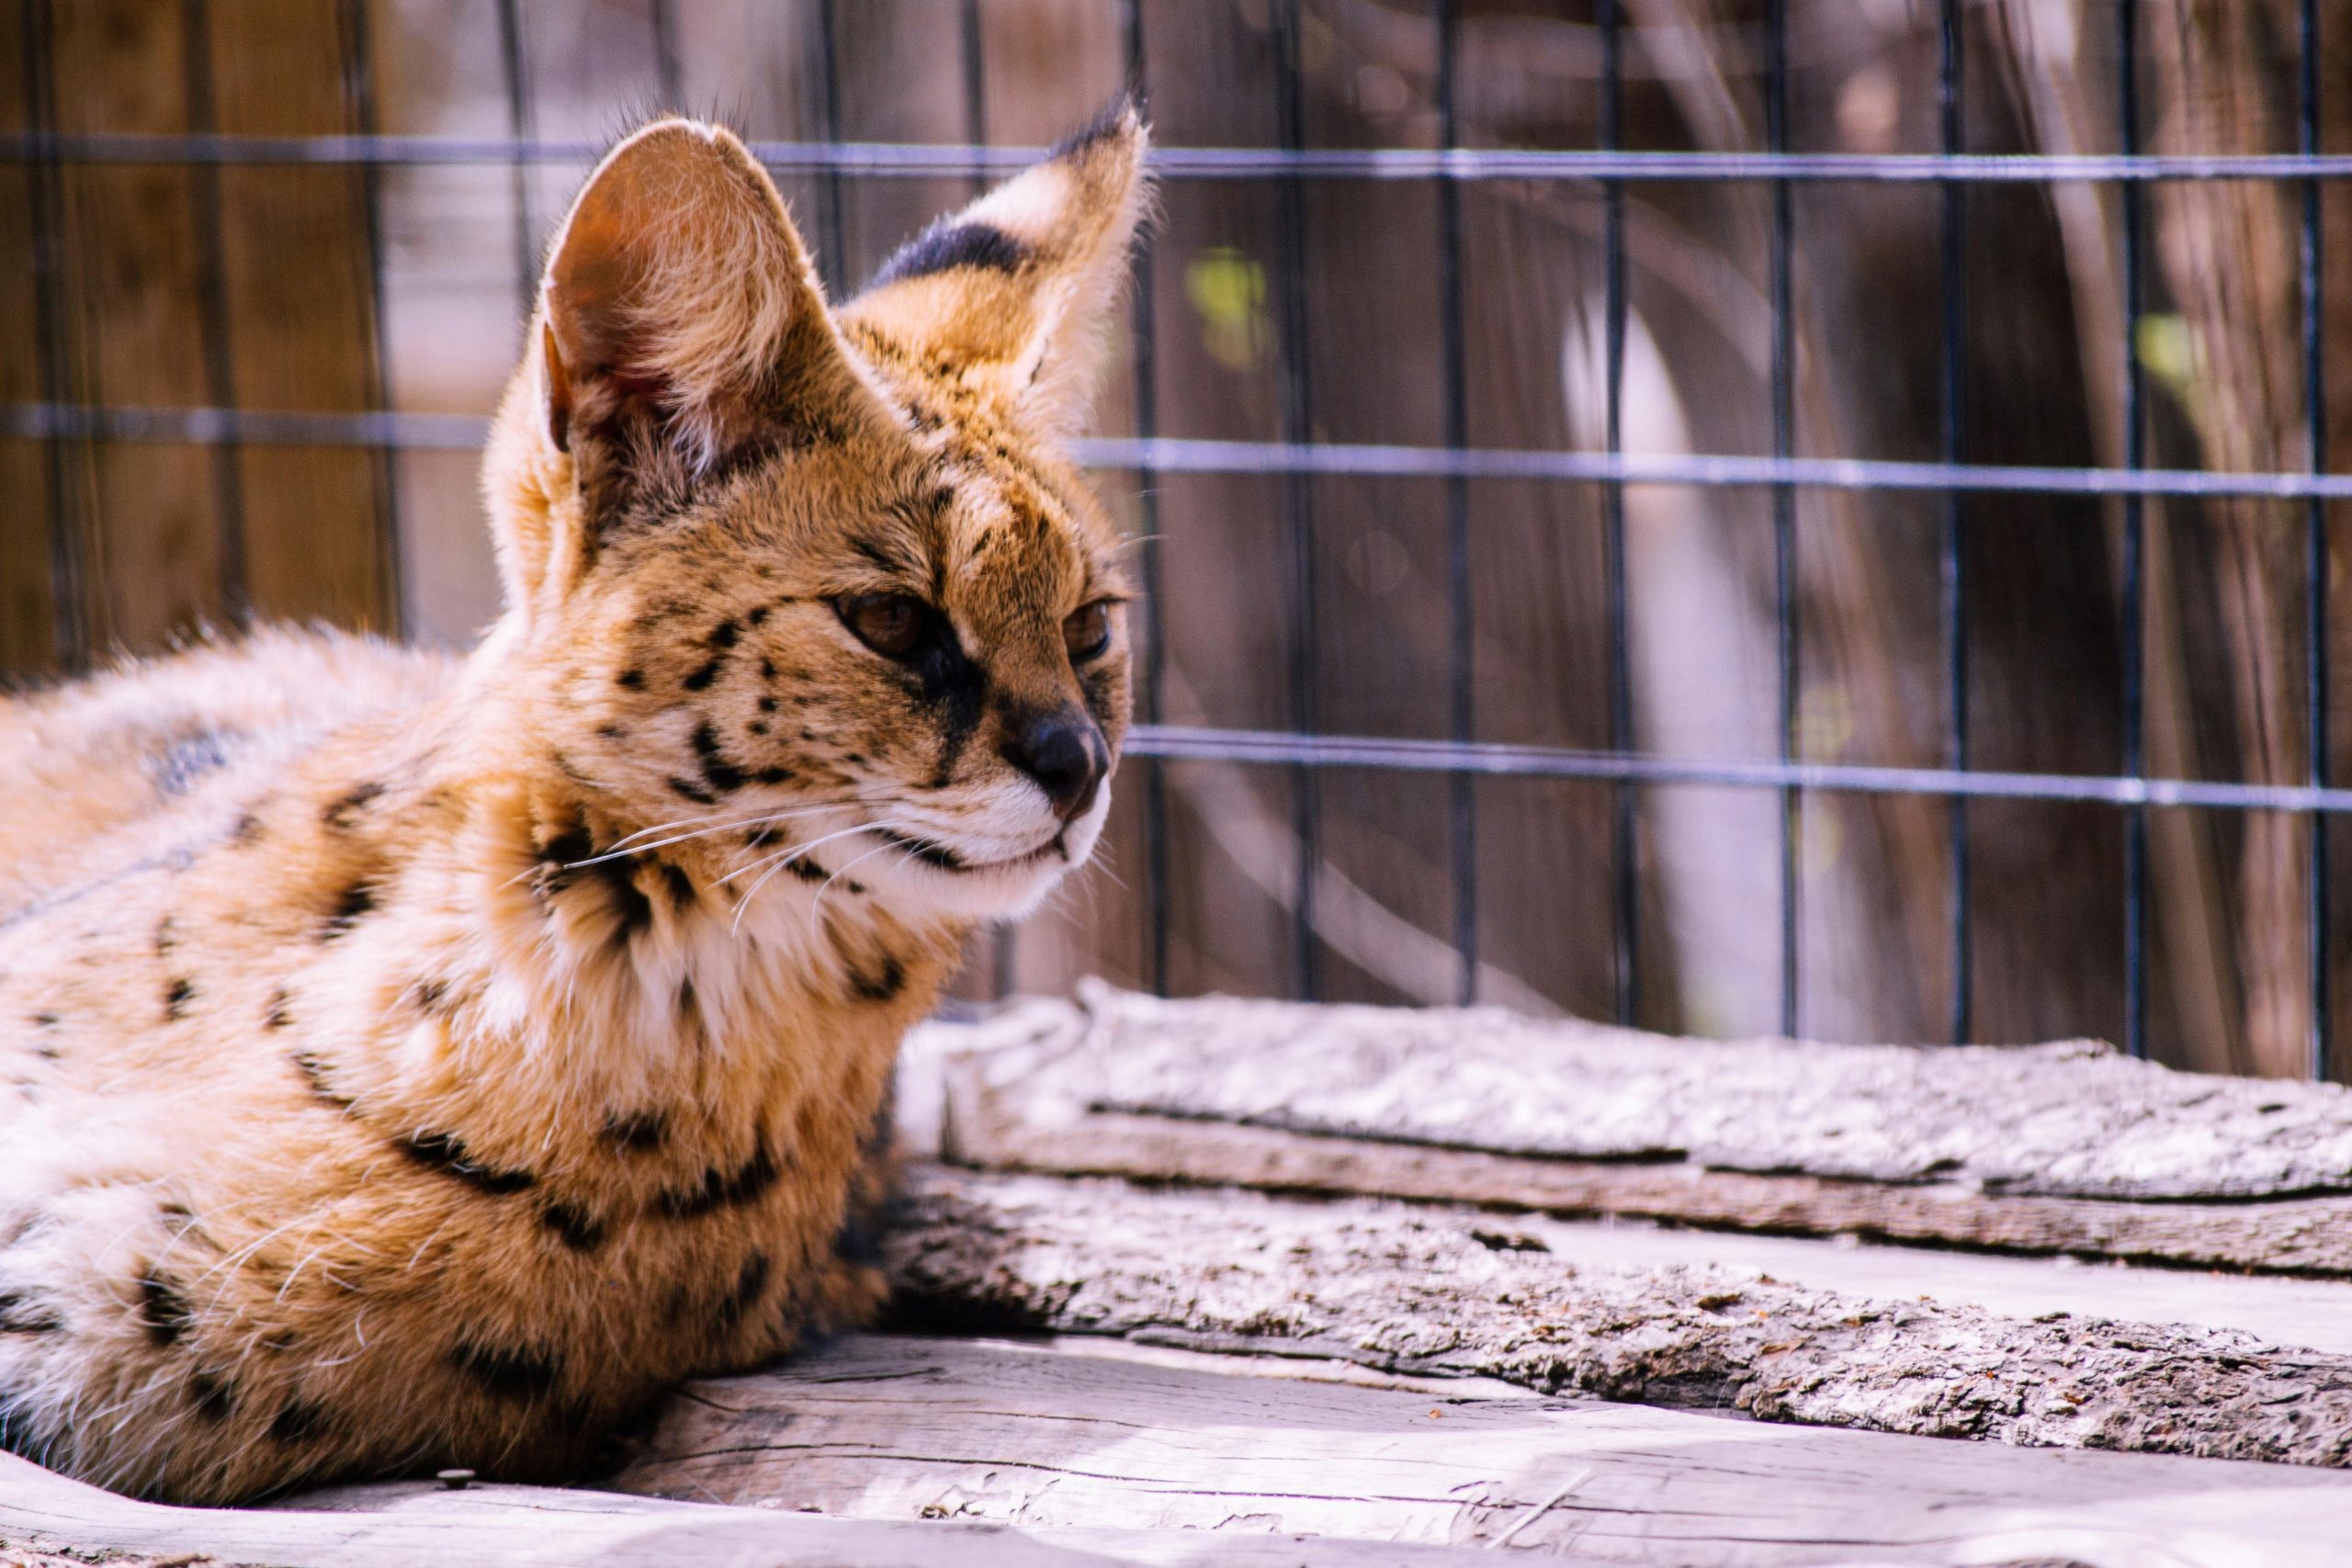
[843,97,1151,439]
[535,118,888,514]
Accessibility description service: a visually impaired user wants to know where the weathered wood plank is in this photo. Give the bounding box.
[983,987,2352,1198]
[0,1451,1558,1567]
[883,1167,2352,1471]
[610,1333,2352,1566]
[911,991,2352,1273]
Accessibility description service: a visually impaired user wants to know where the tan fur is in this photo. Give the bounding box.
[0,103,1148,1503]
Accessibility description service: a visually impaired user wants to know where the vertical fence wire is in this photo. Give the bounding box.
[958,0,1017,1000]
[22,0,87,671]
[1120,0,1171,998]
[958,0,988,200]
[1434,0,1477,1005]
[1938,0,1970,1043]
[650,0,682,108]
[179,0,249,627]
[1600,0,1636,1027]
[1766,0,1800,1037]
[2118,0,2150,1058]
[2303,0,2331,1081]
[809,0,846,288]
[492,0,535,320]
[1271,0,1321,999]
[340,0,402,635]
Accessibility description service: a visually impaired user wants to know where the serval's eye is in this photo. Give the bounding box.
[1063,601,1114,663]
[838,592,930,659]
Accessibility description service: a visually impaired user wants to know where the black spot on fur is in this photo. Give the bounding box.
[743,824,785,850]
[657,861,697,912]
[411,977,452,1014]
[588,856,655,937]
[153,917,175,956]
[667,775,718,805]
[264,988,292,1030]
[542,1203,606,1252]
[28,1011,57,1029]
[230,811,265,844]
[452,1340,562,1404]
[136,1269,193,1346]
[395,1131,536,1195]
[713,1251,771,1333]
[188,1370,235,1422]
[322,879,375,940]
[848,951,906,1004]
[291,1051,353,1110]
[0,1291,62,1334]
[753,765,792,786]
[747,605,770,627]
[536,818,596,896]
[759,657,777,681]
[323,781,385,829]
[616,667,644,690]
[848,534,903,574]
[269,1398,326,1443]
[602,1111,666,1151]
[683,657,722,692]
[757,694,778,714]
[786,856,828,884]
[871,220,1026,287]
[708,619,740,649]
[596,722,624,740]
[747,720,769,738]
[659,1139,780,1219]
[691,722,744,794]
[164,978,195,1020]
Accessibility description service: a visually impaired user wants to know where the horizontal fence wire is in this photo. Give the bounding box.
[13,403,2352,502]
[1125,727,2352,816]
[17,133,2352,183]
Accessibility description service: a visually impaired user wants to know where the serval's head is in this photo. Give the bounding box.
[481,105,1148,924]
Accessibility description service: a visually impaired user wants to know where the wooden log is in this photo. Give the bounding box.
[882,1166,2352,1471]
[610,1332,2352,1566]
[911,989,2352,1273]
[0,1450,1544,1568]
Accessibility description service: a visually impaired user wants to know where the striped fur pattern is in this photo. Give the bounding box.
[0,103,1147,1502]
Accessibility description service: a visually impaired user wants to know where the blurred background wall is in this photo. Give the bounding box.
[6,0,2352,1078]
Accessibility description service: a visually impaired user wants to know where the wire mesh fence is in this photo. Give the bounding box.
[4,0,2348,1077]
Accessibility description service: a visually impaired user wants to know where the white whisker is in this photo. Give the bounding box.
[809,840,898,928]
[569,804,846,867]
[712,822,875,887]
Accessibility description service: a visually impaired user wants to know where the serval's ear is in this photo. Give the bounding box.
[488,118,896,602]
[845,98,1151,440]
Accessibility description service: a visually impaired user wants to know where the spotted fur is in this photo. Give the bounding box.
[0,104,1147,1503]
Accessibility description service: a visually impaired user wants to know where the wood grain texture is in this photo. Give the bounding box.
[40,0,230,658]
[202,0,395,633]
[884,1167,2352,1470]
[912,990,2352,1272]
[611,1333,2352,1566]
[0,1450,1549,1567]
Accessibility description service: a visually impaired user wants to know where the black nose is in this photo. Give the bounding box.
[1002,709,1105,822]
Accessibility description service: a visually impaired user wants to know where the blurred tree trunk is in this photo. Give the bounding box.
[2140,0,2351,1076]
